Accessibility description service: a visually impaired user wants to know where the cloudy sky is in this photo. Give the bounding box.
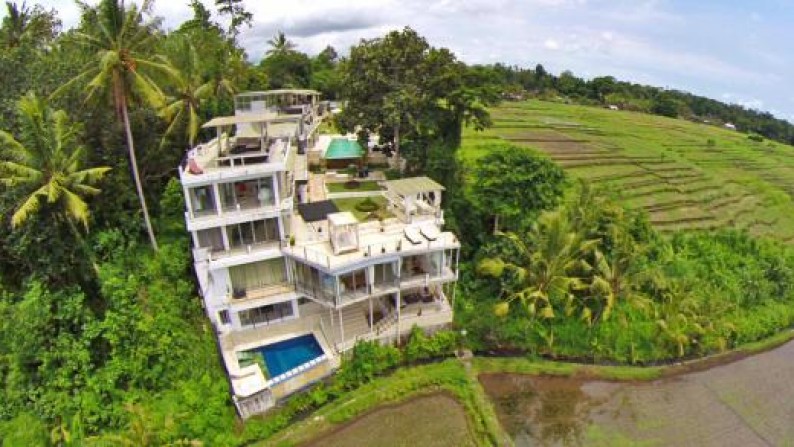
[8,0,794,122]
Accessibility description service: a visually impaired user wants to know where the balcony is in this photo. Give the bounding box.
[282,225,460,272]
[180,136,291,185]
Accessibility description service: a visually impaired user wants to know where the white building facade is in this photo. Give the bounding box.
[179,91,460,418]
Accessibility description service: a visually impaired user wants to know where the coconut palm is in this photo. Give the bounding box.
[585,232,654,324]
[266,30,296,55]
[0,1,57,48]
[0,93,110,258]
[479,210,599,320]
[54,0,175,251]
[160,35,236,147]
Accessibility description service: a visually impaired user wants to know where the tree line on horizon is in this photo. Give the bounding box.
[2,0,794,444]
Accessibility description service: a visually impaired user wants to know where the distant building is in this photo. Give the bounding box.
[724,122,737,130]
[608,105,619,110]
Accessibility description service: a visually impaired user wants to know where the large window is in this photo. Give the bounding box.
[339,268,368,302]
[238,301,294,327]
[219,177,274,212]
[227,218,280,250]
[373,262,397,289]
[229,258,286,297]
[189,185,216,217]
[292,262,335,303]
[197,228,224,252]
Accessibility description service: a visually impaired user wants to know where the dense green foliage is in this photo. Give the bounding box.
[337,27,496,186]
[469,145,566,234]
[456,147,794,362]
[1,0,794,444]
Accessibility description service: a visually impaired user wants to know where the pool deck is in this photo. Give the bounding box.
[221,293,453,408]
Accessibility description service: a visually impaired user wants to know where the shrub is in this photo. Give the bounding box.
[335,341,401,389]
[404,326,459,362]
[748,133,764,142]
[355,197,380,212]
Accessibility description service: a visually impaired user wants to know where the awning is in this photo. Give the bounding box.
[297,200,340,223]
[202,114,301,129]
[384,177,445,196]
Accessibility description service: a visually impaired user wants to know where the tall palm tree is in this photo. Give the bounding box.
[266,30,295,55]
[0,93,110,252]
[54,0,175,251]
[0,1,57,48]
[160,34,236,147]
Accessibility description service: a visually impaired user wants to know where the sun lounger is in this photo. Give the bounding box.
[420,224,440,241]
[404,227,422,245]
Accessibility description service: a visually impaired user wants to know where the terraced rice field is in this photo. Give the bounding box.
[461,101,794,242]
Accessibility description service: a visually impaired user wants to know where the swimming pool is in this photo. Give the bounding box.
[258,334,324,378]
[324,138,364,160]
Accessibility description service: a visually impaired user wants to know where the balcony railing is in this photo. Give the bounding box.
[282,232,459,271]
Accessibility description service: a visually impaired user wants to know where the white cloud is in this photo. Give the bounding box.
[2,0,793,121]
[544,39,560,50]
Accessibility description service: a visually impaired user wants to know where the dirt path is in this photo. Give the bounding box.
[481,341,794,446]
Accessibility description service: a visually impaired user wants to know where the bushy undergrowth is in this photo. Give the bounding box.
[458,194,794,363]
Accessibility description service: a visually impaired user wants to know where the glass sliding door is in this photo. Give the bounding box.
[238,301,295,327]
[196,227,224,252]
[189,185,216,217]
[227,218,280,251]
[219,177,274,212]
[229,258,286,298]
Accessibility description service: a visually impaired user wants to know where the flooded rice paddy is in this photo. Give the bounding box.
[301,393,475,447]
[481,341,794,446]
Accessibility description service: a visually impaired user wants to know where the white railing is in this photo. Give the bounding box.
[325,190,383,200]
[283,234,459,271]
[264,354,328,388]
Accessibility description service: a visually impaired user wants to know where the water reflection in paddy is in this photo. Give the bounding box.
[480,341,794,446]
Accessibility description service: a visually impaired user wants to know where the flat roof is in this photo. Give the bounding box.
[236,89,321,97]
[384,176,445,196]
[297,200,340,223]
[202,114,302,129]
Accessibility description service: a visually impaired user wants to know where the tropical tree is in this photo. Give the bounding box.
[479,210,599,321]
[266,30,296,55]
[471,145,566,233]
[0,1,60,49]
[160,34,236,147]
[54,0,175,251]
[0,93,110,252]
[215,0,252,37]
[339,27,494,174]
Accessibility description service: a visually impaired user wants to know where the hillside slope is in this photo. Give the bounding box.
[461,101,794,242]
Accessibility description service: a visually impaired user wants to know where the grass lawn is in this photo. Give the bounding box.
[326,180,382,193]
[461,100,794,242]
[333,196,391,221]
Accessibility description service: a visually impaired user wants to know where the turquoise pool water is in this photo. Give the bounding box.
[324,138,364,159]
[259,334,323,377]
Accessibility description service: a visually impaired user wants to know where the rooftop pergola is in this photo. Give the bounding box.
[328,212,359,255]
[384,177,444,219]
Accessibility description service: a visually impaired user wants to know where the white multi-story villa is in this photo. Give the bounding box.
[178,90,460,418]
